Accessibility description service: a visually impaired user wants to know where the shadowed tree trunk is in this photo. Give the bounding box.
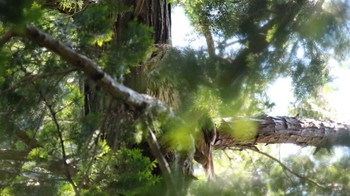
[81,0,186,193]
[115,0,171,92]
[83,0,171,114]
[82,0,172,147]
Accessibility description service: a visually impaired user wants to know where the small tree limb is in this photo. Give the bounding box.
[146,128,174,185]
[39,91,80,195]
[248,147,331,190]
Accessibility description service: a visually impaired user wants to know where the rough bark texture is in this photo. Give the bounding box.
[24,26,171,119]
[215,116,350,149]
[114,0,171,45]
[134,0,171,44]
[119,0,171,93]
[20,25,350,182]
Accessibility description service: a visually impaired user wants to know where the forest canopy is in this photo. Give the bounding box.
[1,0,350,195]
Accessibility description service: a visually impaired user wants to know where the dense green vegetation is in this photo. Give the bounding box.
[1,0,350,195]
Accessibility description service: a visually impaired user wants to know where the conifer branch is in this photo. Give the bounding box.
[38,91,80,195]
[248,147,329,190]
[2,128,78,177]
[0,68,77,96]
[21,25,183,192]
[23,25,173,119]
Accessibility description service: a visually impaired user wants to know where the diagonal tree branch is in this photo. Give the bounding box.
[200,21,216,59]
[146,128,177,191]
[247,146,350,192]
[15,130,41,149]
[23,25,172,119]
[21,26,182,188]
[247,147,328,189]
[21,26,350,152]
[14,26,350,189]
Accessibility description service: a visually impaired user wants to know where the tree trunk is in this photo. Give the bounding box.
[22,25,350,189]
[83,0,172,146]
[80,0,188,193]
[84,0,171,112]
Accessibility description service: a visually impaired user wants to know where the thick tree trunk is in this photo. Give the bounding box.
[116,0,171,93]
[215,116,350,150]
[84,0,171,111]
[20,26,350,186]
[21,25,350,184]
[134,0,171,44]
[80,0,186,193]
[82,0,172,146]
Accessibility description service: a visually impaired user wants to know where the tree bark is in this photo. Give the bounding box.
[20,24,350,179]
[19,25,350,185]
[24,26,171,118]
[215,116,350,149]
[4,0,347,193]
[132,0,171,44]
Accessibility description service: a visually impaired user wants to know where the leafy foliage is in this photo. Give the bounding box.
[86,145,159,195]
[0,0,350,195]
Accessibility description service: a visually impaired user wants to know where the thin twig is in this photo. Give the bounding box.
[218,39,244,49]
[0,68,77,96]
[80,99,114,189]
[248,147,328,190]
[144,113,178,194]
[246,150,260,175]
[39,91,80,195]
[223,149,234,161]
[278,145,295,185]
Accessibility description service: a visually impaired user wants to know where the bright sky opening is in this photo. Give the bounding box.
[172,6,350,122]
